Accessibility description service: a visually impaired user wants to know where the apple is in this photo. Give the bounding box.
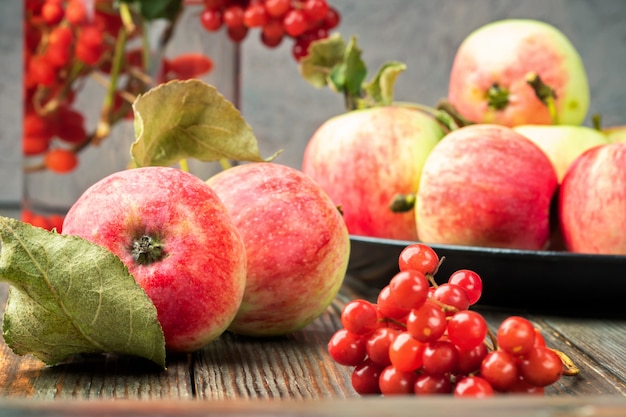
[301,106,445,241]
[62,166,247,353]
[513,125,609,182]
[559,142,626,254]
[603,125,626,143]
[416,124,558,250]
[206,162,350,336]
[448,19,589,127]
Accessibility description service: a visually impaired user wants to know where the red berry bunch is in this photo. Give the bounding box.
[195,0,341,61]
[23,0,220,229]
[328,243,576,397]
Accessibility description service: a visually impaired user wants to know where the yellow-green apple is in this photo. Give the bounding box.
[603,125,626,143]
[301,106,445,241]
[513,125,609,182]
[416,124,558,250]
[559,142,626,254]
[448,19,589,127]
[206,162,350,336]
[62,166,247,353]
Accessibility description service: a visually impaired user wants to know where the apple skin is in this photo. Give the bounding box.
[301,106,445,241]
[513,125,609,182]
[448,19,589,127]
[603,125,626,143]
[559,142,626,254]
[416,124,558,250]
[206,162,350,336]
[62,166,247,353]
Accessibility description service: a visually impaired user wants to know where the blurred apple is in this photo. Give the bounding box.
[302,106,445,241]
[513,125,609,182]
[416,124,558,250]
[207,162,350,336]
[603,125,626,143]
[559,142,626,254]
[448,19,589,127]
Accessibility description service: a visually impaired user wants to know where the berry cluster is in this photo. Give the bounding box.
[328,243,574,397]
[194,0,340,61]
[23,0,222,229]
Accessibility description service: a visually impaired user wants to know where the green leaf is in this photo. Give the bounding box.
[131,79,279,168]
[362,61,407,107]
[0,217,166,368]
[120,0,183,21]
[298,33,347,89]
[332,36,367,99]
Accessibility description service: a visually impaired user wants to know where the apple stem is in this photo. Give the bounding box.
[389,193,416,213]
[592,113,603,130]
[132,235,166,265]
[526,72,559,124]
[485,83,510,111]
[178,159,189,172]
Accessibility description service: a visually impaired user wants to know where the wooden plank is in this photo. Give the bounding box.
[192,298,355,400]
[541,317,626,386]
[2,396,626,417]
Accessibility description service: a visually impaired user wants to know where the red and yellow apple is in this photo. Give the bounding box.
[416,124,558,250]
[206,162,350,336]
[301,106,445,241]
[513,125,609,182]
[559,142,626,254]
[448,19,589,127]
[62,166,247,353]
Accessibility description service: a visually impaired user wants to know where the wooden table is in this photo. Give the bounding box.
[0,207,625,415]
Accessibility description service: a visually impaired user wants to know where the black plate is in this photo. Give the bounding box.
[347,235,626,318]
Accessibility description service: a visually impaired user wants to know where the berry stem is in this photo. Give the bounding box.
[551,348,580,376]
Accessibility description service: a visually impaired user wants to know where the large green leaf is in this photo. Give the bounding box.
[0,217,166,368]
[130,79,278,168]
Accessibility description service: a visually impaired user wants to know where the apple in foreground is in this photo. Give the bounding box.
[206,162,350,337]
[513,125,609,182]
[559,142,626,254]
[448,19,589,127]
[416,124,558,250]
[62,166,247,353]
[301,106,445,241]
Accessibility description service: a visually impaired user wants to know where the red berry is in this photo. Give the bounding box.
[448,269,482,305]
[243,2,268,28]
[283,9,307,37]
[518,346,564,387]
[41,0,65,25]
[447,310,487,351]
[454,376,494,398]
[480,350,519,391]
[223,4,245,28]
[398,243,440,275]
[200,7,222,31]
[497,316,536,356]
[265,0,291,18]
[44,148,78,173]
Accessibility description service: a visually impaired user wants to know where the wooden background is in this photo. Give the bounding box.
[1,0,625,206]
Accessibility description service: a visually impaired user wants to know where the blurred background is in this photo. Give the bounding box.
[2,0,625,208]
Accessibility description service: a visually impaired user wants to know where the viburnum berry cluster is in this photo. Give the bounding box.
[194,0,341,61]
[24,0,216,175]
[328,243,577,397]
